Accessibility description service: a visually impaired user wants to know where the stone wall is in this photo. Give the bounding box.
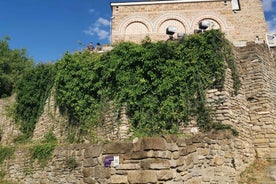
[206,43,276,158]
[111,0,267,44]
[235,43,276,159]
[3,130,254,184]
[32,90,68,143]
[0,95,21,145]
[0,42,275,183]
[32,93,132,143]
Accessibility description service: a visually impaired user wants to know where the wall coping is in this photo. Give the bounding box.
[111,0,229,7]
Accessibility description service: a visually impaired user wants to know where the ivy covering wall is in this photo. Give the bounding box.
[14,64,56,138]
[14,30,240,139]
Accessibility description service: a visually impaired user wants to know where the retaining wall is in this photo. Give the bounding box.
[3,131,252,184]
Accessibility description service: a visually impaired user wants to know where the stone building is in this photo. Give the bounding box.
[110,0,268,44]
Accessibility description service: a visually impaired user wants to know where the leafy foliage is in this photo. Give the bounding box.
[0,146,14,164]
[54,51,105,142]
[55,51,102,125]
[8,30,239,140]
[29,143,56,167]
[55,30,239,136]
[0,36,34,98]
[43,131,57,144]
[14,63,56,137]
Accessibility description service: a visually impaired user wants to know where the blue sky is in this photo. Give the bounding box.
[0,0,275,63]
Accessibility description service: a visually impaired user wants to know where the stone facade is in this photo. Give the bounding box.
[206,43,276,159]
[2,131,255,184]
[111,0,267,44]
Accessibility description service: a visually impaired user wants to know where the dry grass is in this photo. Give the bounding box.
[239,159,275,184]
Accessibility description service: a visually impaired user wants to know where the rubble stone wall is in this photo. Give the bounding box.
[3,131,253,184]
[0,42,276,183]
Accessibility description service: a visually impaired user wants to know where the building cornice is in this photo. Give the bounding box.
[111,0,230,6]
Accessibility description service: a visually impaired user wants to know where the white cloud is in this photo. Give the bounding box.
[89,9,95,13]
[263,0,276,12]
[96,17,110,27]
[95,28,109,40]
[267,15,276,33]
[84,17,110,40]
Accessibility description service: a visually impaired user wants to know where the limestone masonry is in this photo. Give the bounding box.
[0,0,275,183]
[0,41,275,184]
[2,131,253,184]
[111,0,268,44]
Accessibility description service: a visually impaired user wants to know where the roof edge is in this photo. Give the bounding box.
[111,0,229,6]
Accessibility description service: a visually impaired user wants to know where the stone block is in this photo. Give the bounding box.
[128,170,157,184]
[110,175,128,184]
[197,148,209,156]
[213,155,224,166]
[175,157,185,167]
[157,170,174,181]
[176,138,187,147]
[93,166,111,179]
[83,177,97,184]
[172,151,180,159]
[141,137,167,151]
[151,150,171,159]
[191,168,202,177]
[169,159,177,168]
[270,152,276,160]
[83,168,94,177]
[124,151,149,160]
[179,145,196,156]
[162,134,178,143]
[269,143,276,148]
[132,137,142,152]
[84,144,103,158]
[254,138,269,144]
[83,157,98,167]
[167,143,179,151]
[255,148,270,158]
[141,158,171,170]
[116,163,140,170]
[103,142,133,154]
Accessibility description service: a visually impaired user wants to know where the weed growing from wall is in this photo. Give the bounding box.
[43,131,57,144]
[65,156,78,170]
[0,146,14,164]
[29,143,56,167]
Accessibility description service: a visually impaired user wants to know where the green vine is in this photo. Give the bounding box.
[14,63,56,137]
[55,30,239,136]
[223,40,241,94]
